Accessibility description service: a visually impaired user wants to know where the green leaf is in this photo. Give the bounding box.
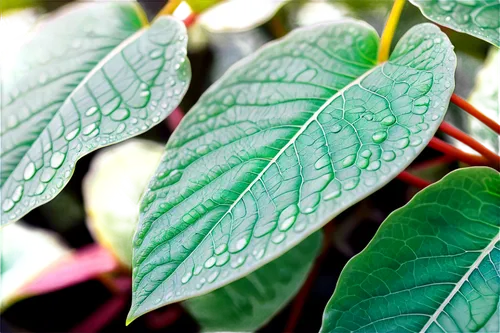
[410,0,500,46]
[83,139,164,268]
[469,48,500,152]
[321,167,500,332]
[0,3,191,225]
[184,232,322,332]
[128,21,456,321]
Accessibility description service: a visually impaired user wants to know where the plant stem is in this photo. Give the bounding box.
[397,171,431,188]
[451,94,500,134]
[378,0,406,63]
[284,222,334,333]
[428,137,491,167]
[439,122,500,166]
[156,0,182,18]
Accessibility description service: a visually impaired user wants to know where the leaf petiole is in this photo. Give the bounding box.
[378,0,406,63]
[451,94,500,134]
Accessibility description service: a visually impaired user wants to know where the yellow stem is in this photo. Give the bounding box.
[378,0,406,63]
[156,0,182,19]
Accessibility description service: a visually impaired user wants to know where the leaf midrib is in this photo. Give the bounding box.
[420,230,500,332]
[134,66,379,311]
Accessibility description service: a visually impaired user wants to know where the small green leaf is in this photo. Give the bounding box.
[410,0,500,46]
[184,232,322,332]
[321,167,500,333]
[469,48,500,152]
[0,3,191,225]
[129,21,455,321]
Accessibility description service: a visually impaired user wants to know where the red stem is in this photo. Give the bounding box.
[428,137,491,167]
[451,94,500,135]
[397,171,431,189]
[70,293,128,333]
[439,122,499,166]
[284,223,335,333]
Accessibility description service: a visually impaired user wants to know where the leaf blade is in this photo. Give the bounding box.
[1,8,190,225]
[183,232,322,332]
[321,167,500,332]
[410,0,500,46]
[129,21,456,321]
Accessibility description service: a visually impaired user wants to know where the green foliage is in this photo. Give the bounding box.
[0,2,190,225]
[184,232,322,332]
[128,21,456,321]
[410,0,500,46]
[321,167,500,332]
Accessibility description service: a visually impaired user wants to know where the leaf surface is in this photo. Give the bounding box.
[184,232,321,332]
[468,48,500,152]
[410,0,500,46]
[321,167,500,332]
[129,21,456,321]
[0,3,190,225]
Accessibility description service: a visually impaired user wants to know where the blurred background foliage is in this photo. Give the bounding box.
[0,1,496,332]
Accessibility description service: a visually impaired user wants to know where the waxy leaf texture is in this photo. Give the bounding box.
[129,21,456,321]
[0,3,190,225]
[321,167,500,332]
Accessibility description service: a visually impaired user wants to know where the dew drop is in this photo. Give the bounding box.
[372,131,388,143]
[34,183,46,195]
[181,272,192,284]
[253,248,265,259]
[204,256,216,268]
[24,162,36,180]
[194,266,202,275]
[381,115,396,126]
[150,49,163,59]
[111,108,130,121]
[382,151,396,161]
[83,123,97,135]
[324,189,341,200]
[272,233,286,244]
[395,137,410,149]
[410,137,423,147]
[230,256,246,268]
[343,177,360,190]
[214,244,227,254]
[314,155,330,170]
[431,114,439,121]
[12,185,23,202]
[50,152,66,169]
[331,123,342,133]
[2,199,14,212]
[360,149,372,158]
[357,158,369,169]
[367,160,381,171]
[342,154,356,167]
[85,106,98,116]
[116,123,126,134]
[65,128,80,141]
[216,252,230,266]
[230,237,248,253]
[208,271,219,283]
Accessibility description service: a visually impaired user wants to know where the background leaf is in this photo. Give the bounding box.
[184,232,322,332]
[321,167,500,333]
[197,0,289,33]
[129,21,456,321]
[0,2,191,225]
[83,139,164,268]
[468,48,500,152]
[409,0,500,46]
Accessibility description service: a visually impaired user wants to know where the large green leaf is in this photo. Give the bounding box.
[321,167,500,332]
[128,21,456,321]
[410,0,500,46]
[469,47,500,152]
[184,232,321,332]
[0,3,191,225]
